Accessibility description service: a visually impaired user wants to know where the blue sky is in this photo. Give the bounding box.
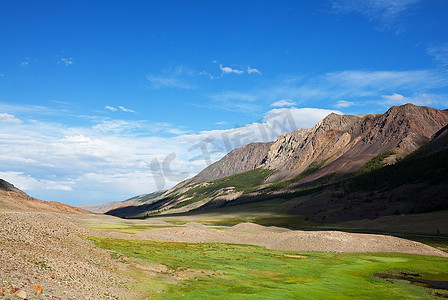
[1,0,448,205]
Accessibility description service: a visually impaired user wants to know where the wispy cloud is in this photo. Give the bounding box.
[198,70,215,79]
[118,106,135,113]
[209,69,448,113]
[247,66,262,75]
[209,91,261,113]
[147,66,197,89]
[331,0,420,31]
[427,45,448,67]
[105,105,136,113]
[219,64,244,75]
[59,57,75,66]
[0,113,22,124]
[271,99,296,107]
[147,74,196,89]
[334,100,355,108]
[20,57,31,67]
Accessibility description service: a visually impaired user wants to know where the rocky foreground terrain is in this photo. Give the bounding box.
[0,211,135,299]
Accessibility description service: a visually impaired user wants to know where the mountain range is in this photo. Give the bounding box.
[104,104,448,232]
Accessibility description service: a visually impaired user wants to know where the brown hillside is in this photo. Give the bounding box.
[0,179,88,215]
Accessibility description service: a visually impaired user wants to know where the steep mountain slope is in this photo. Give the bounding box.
[106,104,448,219]
[190,142,273,184]
[0,179,87,214]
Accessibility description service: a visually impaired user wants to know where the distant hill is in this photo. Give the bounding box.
[78,191,165,213]
[0,179,87,214]
[105,104,448,230]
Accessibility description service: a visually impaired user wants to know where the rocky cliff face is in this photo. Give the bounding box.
[261,104,448,183]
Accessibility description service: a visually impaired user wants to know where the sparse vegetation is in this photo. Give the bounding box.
[171,168,275,209]
[356,149,396,175]
[264,159,329,192]
[86,221,177,234]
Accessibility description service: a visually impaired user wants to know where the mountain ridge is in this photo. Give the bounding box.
[106,104,448,222]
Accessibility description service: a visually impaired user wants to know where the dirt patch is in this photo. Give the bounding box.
[282,254,307,259]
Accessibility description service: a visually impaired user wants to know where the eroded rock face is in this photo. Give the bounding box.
[262,114,361,181]
[261,104,448,182]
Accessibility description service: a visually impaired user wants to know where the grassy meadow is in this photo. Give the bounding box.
[87,234,448,299]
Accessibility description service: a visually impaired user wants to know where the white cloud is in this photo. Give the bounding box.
[335,100,355,108]
[381,93,436,106]
[219,64,244,75]
[208,68,448,114]
[118,106,135,113]
[60,57,75,66]
[0,171,74,193]
[247,66,262,75]
[382,93,406,102]
[0,113,22,124]
[215,121,228,125]
[0,104,337,205]
[271,99,296,107]
[105,106,118,111]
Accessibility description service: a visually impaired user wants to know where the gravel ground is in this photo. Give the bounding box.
[0,211,138,300]
[137,222,448,257]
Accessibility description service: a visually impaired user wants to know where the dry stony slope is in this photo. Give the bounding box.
[0,211,140,300]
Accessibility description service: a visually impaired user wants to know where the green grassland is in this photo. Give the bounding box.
[88,236,448,299]
[86,221,178,234]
